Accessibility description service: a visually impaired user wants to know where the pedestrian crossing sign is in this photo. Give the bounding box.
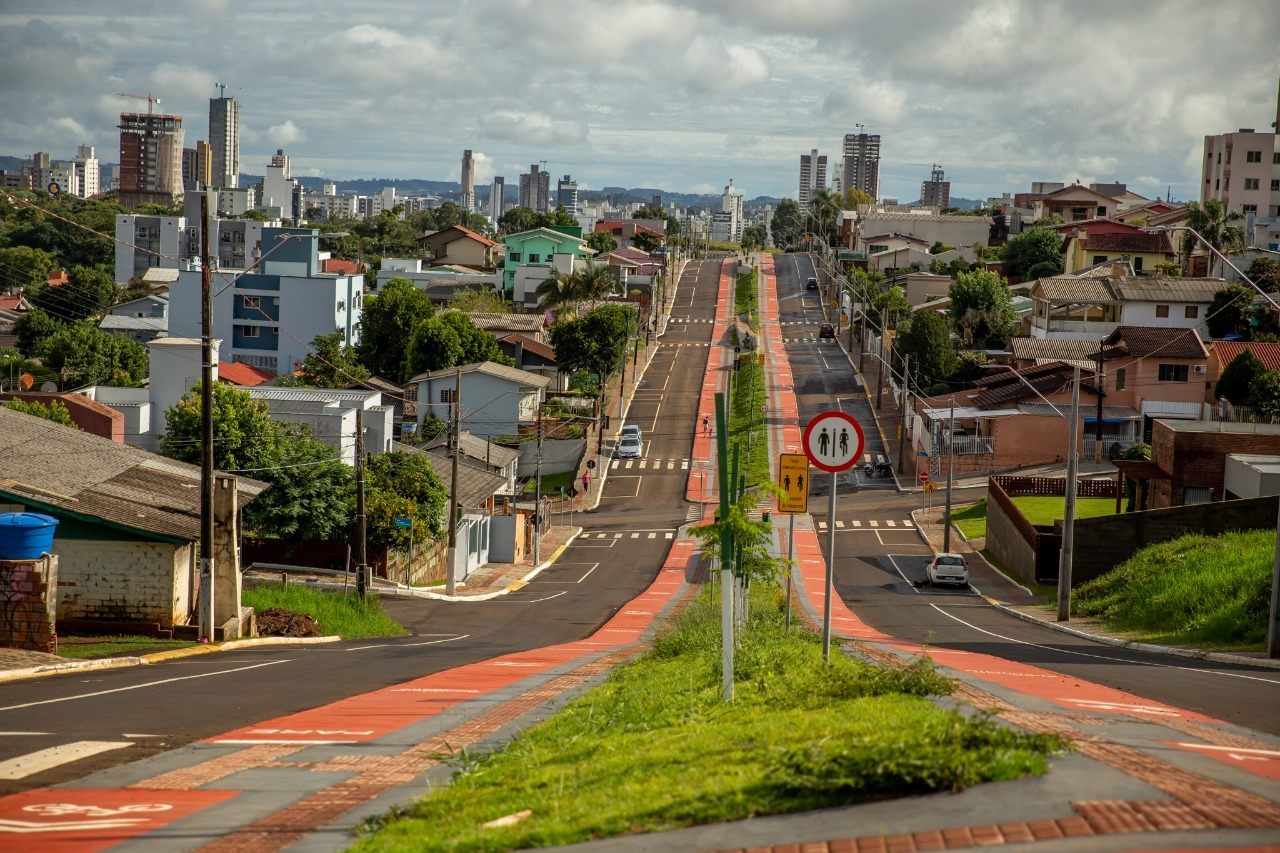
[777,453,809,513]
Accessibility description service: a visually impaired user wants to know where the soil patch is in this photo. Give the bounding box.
[256,608,321,638]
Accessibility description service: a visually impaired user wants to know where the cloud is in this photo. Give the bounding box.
[266,120,306,147]
[148,63,217,102]
[821,80,906,126]
[478,111,589,147]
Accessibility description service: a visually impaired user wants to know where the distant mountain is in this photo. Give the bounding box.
[0,155,26,172]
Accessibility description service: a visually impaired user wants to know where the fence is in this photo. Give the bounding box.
[993,475,1119,499]
[941,435,996,456]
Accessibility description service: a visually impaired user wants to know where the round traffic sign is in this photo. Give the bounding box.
[802,410,865,473]
[918,471,930,483]
[760,404,768,413]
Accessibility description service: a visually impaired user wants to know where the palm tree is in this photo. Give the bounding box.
[573,263,618,302]
[809,188,843,244]
[534,270,576,311]
[1181,198,1244,277]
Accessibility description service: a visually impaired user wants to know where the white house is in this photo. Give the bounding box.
[1028,275,1226,341]
[247,386,394,465]
[412,361,550,441]
[856,211,993,260]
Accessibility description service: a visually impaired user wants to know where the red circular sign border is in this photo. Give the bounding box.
[802,410,865,473]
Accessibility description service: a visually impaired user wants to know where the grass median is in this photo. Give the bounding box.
[726,269,769,488]
[353,584,1065,852]
[243,583,407,639]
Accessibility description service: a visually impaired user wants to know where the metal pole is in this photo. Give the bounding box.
[786,510,795,630]
[822,470,837,662]
[355,408,367,598]
[1269,496,1280,657]
[445,368,461,596]
[533,402,543,565]
[715,391,734,702]
[199,193,215,640]
[1094,342,1105,464]
[897,354,909,474]
[1058,366,1081,622]
[943,401,956,552]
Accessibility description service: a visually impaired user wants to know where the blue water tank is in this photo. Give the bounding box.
[0,513,60,560]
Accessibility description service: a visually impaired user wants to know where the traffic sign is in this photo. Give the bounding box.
[777,454,809,513]
[802,410,865,473]
[923,481,938,496]
[394,517,413,528]
[918,471,930,484]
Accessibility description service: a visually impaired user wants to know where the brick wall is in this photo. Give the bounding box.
[0,392,124,442]
[55,540,191,627]
[0,556,57,652]
[1152,421,1280,507]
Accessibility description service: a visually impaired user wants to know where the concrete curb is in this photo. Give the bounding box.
[410,527,585,601]
[0,655,145,684]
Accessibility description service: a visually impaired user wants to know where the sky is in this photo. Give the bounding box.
[2,0,1279,204]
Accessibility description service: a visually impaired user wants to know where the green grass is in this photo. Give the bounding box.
[521,471,573,496]
[57,635,197,659]
[736,270,759,331]
[1074,529,1273,650]
[725,271,768,488]
[353,585,1064,852]
[952,497,1118,542]
[242,583,408,639]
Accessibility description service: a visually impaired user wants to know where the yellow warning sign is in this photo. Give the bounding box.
[922,481,938,496]
[777,453,809,513]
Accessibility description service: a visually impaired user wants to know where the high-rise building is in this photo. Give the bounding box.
[556,174,579,214]
[182,140,212,189]
[1202,127,1280,220]
[488,176,505,222]
[459,149,475,212]
[208,92,239,189]
[841,132,881,201]
[799,149,827,210]
[920,164,950,209]
[711,179,744,242]
[518,164,550,212]
[117,111,184,210]
[74,144,99,198]
[262,149,296,221]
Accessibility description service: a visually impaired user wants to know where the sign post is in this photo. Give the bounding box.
[778,453,810,631]
[395,517,413,574]
[802,410,865,662]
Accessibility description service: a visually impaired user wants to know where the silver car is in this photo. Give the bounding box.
[616,435,643,458]
[621,424,642,442]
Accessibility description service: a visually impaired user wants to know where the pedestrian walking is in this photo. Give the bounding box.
[702,415,710,436]
[582,469,591,495]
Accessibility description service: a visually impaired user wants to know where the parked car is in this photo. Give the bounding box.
[616,435,643,458]
[924,553,968,587]
[621,424,642,442]
[818,322,836,339]
[805,277,819,291]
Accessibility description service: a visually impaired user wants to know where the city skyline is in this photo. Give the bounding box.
[1,1,1278,204]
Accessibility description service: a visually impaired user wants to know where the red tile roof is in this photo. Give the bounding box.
[1075,232,1174,254]
[1210,341,1280,372]
[218,360,275,387]
[1101,326,1207,359]
[452,225,498,247]
[0,295,25,312]
[499,332,557,362]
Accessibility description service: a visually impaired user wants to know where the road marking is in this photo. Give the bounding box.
[870,520,879,527]
[835,520,845,528]
[665,532,674,539]
[0,732,49,737]
[611,460,619,469]
[0,741,132,780]
[1174,742,1280,758]
[886,519,897,527]
[630,532,640,539]
[903,519,914,527]
[681,460,689,469]
[507,590,568,603]
[885,555,920,595]
[0,660,291,712]
[647,532,656,539]
[852,520,862,527]
[638,461,647,469]
[625,461,634,469]
[1068,699,1181,717]
[613,533,623,539]
[347,634,469,651]
[817,521,827,530]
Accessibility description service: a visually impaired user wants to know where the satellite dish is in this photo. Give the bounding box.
[18,373,34,391]
[39,381,58,392]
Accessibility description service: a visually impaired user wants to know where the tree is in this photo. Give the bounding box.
[1246,257,1280,293]
[449,290,513,314]
[1215,349,1267,405]
[549,304,635,383]
[868,284,910,329]
[741,224,767,252]
[4,398,77,428]
[948,269,1019,348]
[14,308,59,355]
[534,269,577,312]
[0,246,58,289]
[1249,370,1280,421]
[770,199,802,248]
[162,381,281,472]
[631,230,663,253]
[1002,227,1063,279]
[403,311,509,376]
[895,310,957,388]
[30,264,116,321]
[809,188,842,244]
[631,206,680,236]
[242,427,353,541]
[841,188,874,208]
[1207,285,1252,339]
[586,231,618,254]
[368,451,448,539]
[288,331,370,388]
[356,277,434,382]
[498,206,540,235]
[574,264,617,300]
[1182,198,1244,277]
[38,322,148,386]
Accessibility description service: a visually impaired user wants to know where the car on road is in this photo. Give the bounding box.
[805,277,819,290]
[818,322,836,339]
[616,435,643,458]
[620,424,642,443]
[924,553,969,587]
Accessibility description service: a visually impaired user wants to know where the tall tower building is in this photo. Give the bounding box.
[74,144,99,198]
[798,149,827,210]
[208,91,239,189]
[920,164,950,209]
[117,111,184,210]
[459,149,476,212]
[488,176,505,222]
[262,149,295,221]
[519,163,550,212]
[841,132,881,201]
[1202,128,1279,220]
[556,174,579,214]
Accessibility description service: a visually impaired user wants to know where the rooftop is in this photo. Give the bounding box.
[1157,419,1280,436]
[1209,341,1280,372]
[409,360,552,388]
[391,441,507,506]
[1100,326,1208,359]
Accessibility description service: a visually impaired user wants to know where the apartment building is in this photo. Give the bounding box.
[1202,128,1280,219]
[799,149,827,210]
[117,112,184,209]
[842,132,881,200]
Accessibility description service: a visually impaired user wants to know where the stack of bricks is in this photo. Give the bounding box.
[0,555,58,652]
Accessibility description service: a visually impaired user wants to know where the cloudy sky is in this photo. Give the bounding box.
[2,0,1278,202]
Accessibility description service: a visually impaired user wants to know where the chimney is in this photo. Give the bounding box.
[1110,259,1129,277]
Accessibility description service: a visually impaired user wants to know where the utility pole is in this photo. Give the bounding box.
[533,402,543,565]
[199,193,215,640]
[445,368,461,596]
[897,354,909,474]
[1269,498,1280,658]
[354,407,367,598]
[1094,341,1105,464]
[1058,366,1081,622]
[875,343,886,411]
[942,401,956,552]
[714,391,733,703]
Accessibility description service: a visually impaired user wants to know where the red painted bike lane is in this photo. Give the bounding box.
[0,542,700,850]
[686,259,736,504]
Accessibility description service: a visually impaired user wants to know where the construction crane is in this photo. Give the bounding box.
[116,92,161,115]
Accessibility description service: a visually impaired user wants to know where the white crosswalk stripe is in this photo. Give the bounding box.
[869,520,879,527]
[611,460,620,469]
[852,520,862,527]
[631,532,640,538]
[835,520,845,528]
[665,532,674,539]
[886,519,896,527]
[0,741,132,780]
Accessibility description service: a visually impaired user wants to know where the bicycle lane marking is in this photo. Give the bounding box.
[0,789,236,850]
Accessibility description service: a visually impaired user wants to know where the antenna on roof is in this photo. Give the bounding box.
[215,82,227,99]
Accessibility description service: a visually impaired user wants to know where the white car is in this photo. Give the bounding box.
[620,424,642,442]
[616,435,643,458]
[924,553,969,587]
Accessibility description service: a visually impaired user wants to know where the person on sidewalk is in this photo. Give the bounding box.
[582,469,591,495]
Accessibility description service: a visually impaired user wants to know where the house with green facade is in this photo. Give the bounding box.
[501,226,595,307]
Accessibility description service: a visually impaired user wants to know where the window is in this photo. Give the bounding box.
[1158,364,1189,382]
[1133,256,1144,273]
[1185,305,1199,319]
[1216,152,1221,164]
[439,388,456,403]
[242,295,260,310]
[241,325,260,338]
[509,252,522,262]
[1243,204,1258,215]
[869,244,888,253]
[1155,304,1169,318]
[1071,207,1088,220]
[1274,152,1280,165]
[1272,180,1280,192]
[1245,178,1260,190]
[528,254,541,263]
[1096,206,1107,217]
[1246,150,1262,163]
[1115,368,1126,390]
[1093,255,1108,265]
[1183,486,1213,504]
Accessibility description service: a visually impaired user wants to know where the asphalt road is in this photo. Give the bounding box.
[774,253,1280,736]
[0,258,724,795]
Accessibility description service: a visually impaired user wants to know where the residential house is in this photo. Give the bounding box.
[417,225,500,270]
[1206,341,1280,407]
[97,314,168,344]
[411,360,550,441]
[1030,184,1119,223]
[1091,326,1211,442]
[0,292,31,334]
[1008,337,1102,371]
[0,406,264,633]
[594,219,666,251]
[247,386,394,465]
[495,333,562,389]
[1061,229,1176,276]
[373,257,498,297]
[424,430,520,496]
[108,293,169,320]
[501,227,595,306]
[1027,274,1225,340]
[902,272,954,306]
[1222,454,1280,499]
[1112,200,1183,226]
[856,211,993,260]
[458,311,547,343]
[1143,419,1280,508]
[860,233,933,272]
[1048,217,1143,239]
[217,360,275,388]
[169,227,363,375]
